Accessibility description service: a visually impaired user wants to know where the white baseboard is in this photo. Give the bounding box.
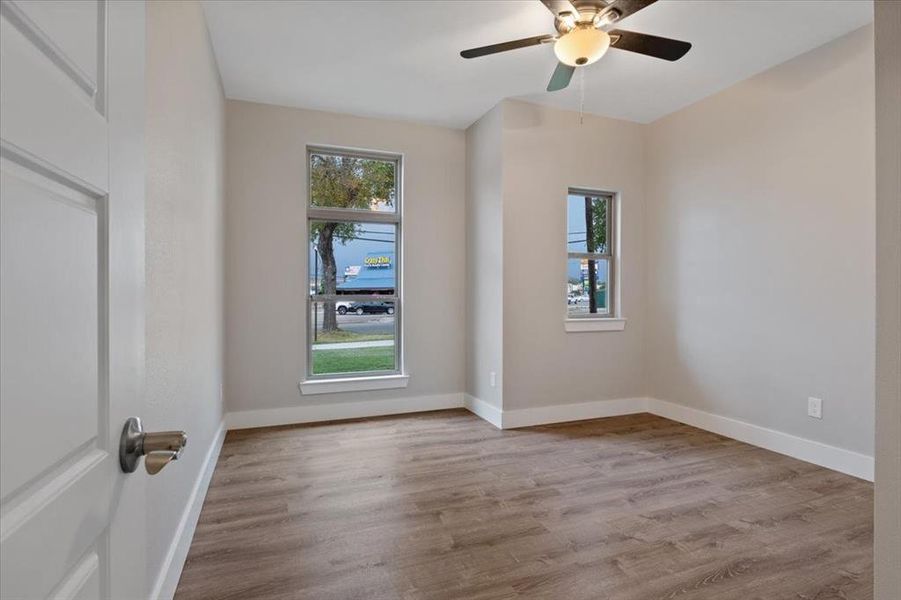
[462,395,648,429]
[647,398,874,482]
[463,394,503,428]
[500,397,648,429]
[460,395,873,481]
[150,419,226,600]
[225,393,465,430]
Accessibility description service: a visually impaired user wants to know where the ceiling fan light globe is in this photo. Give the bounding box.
[554,27,610,67]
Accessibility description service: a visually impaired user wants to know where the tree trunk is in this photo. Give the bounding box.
[317,223,339,332]
[585,197,598,314]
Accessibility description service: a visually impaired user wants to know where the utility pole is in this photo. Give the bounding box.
[313,246,319,342]
[584,196,597,314]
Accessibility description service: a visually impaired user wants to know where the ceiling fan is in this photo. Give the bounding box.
[460,0,691,92]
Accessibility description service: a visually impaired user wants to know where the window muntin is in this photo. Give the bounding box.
[307,147,402,379]
[567,189,615,318]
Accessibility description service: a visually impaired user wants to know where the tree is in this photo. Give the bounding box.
[310,154,395,332]
[584,196,608,313]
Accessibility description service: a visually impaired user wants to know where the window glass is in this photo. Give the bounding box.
[566,190,615,319]
[309,152,396,213]
[567,258,610,317]
[310,302,396,375]
[309,221,397,296]
[567,195,608,254]
[307,148,401,379]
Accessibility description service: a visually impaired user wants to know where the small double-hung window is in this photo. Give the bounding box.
[566,189,616,319]
[306,147,402,380]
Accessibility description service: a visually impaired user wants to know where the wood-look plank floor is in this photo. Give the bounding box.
[175,410,873,600]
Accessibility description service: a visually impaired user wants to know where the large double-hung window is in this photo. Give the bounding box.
[306,147,402,381]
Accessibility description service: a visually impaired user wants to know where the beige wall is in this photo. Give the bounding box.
[645,26,876,455]
[501,100,648,409]
[465,106,504,408]
[225,100,466,412]
[145,0,225,594]
[874,1,901,596]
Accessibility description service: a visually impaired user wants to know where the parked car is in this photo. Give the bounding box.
[347,302,395,315]
[336,301,352,315]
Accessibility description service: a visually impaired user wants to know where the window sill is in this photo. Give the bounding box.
[299,374,410,395]
[565,318,627,333]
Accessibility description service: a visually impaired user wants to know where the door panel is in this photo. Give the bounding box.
[50,551,102,600]
[13,0,102,87]
[0,0,145,598]
[0,164,102,498]
[1,449,108,599]
[0,1,108,189]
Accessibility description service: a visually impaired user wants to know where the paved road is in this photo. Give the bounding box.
[311,308,394,336]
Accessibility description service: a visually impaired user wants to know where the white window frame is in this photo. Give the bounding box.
[565,188,625,332]
[304,145,404,383]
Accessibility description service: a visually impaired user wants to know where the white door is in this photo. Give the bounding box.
[0,1,147,598]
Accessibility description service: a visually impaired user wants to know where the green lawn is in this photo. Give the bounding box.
[312,345,395,375]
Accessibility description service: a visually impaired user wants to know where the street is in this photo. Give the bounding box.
[311,307,394,336]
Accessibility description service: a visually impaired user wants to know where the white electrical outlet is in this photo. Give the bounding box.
[489,371,496,388]
[807,397,823,419]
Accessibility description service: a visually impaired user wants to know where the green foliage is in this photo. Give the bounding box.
[310,153,395,209]
[309,153,395,244]
[311,221,358,245]
[587,197,608,253]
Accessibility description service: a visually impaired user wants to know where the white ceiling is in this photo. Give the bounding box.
[201,0,873,129]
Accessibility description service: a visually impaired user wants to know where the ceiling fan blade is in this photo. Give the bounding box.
[603,0,658,22]
[460,34,555,59]
[609,29,691,61]
[547,62,575,92]
[538,0,580,19]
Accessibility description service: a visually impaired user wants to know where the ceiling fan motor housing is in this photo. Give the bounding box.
[555,0,620,35]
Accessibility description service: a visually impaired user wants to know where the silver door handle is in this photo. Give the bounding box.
[119,417,187,475]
